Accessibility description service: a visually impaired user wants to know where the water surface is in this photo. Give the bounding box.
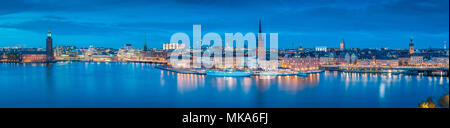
[0,62,448,108]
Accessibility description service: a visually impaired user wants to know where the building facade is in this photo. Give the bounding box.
[46,30,53,61]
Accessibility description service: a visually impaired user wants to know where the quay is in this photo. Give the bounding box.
[155,65,206,75]
[155,66,300,76]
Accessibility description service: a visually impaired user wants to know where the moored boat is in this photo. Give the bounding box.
[297,72,309,77]
[308,70,324,74]
[206,68,253,77]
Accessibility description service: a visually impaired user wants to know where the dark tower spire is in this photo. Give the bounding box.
[259,19,262,34]
[144,34,148,51]
[46,30,53,61]
[256,18,265,60]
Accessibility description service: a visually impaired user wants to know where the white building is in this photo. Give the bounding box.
[315,46,327,52]
[409,56,423,66]
[163,43,185,50]
[431,57,449,66]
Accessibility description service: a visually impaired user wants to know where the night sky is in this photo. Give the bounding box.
[0,0,448,49]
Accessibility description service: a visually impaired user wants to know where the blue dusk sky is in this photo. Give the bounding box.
[0,0,448,49]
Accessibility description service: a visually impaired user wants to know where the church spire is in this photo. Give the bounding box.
[258,19,262,33]
[340,38,345,51]
[144,34,148,51]
[409,33,415,54]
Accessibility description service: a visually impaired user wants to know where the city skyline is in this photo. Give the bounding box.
[1,29,448,50]
[0,0,449,49]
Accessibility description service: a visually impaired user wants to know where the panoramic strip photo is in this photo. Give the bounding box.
[0,0,448,126]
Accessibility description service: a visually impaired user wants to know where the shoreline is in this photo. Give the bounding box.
[2,61,448,77]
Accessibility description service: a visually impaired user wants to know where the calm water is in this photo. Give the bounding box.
[0,62,448,108]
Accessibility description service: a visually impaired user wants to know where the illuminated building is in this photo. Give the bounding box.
[358,58,372,66]
[22,53,47,62]
[125,44,134,50]
[163,42,185,50]
[315,46,327,52]
[344,53,351,64]
[409,55,423,66]
[46,30,53,61]
[409,36,414,54]
[298,45,303,51]
[340,38,345,51]
[256,19,265,60]
[0,52,6,61]
[281,55,320,71]
[18,31,53,63]
[319,56,333,65]
[430,56,449,67]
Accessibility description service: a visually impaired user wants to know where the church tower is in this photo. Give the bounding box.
[409,35,414,54]
[340,38,345,51]
[256,19,265,60]
[144,35,148,51]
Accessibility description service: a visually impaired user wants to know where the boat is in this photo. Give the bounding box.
[257,70,297,76]
[206,68,253,77]
[297,72,309,77]
[308,70,324,74]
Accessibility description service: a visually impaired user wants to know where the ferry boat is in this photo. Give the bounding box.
[297,72,309,77]
[257,70,297,76]
[308,70,324,74]
[206,68,253,77]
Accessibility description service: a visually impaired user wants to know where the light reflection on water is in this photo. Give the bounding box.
[0,62,448,108]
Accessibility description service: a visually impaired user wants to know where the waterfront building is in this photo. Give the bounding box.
[351,53,358,65]
[117,45,139,61]
[343,52,358,65]
[85,45,97,56]
[139,50,168,63]
[430,56,449,67]
[0,52,6,61]
[409,55,424,66]
[46,30,53,61]
[281,55,320,71]
[90,55,114,62]
[398,57,410,66]
[319,56,331,65]
[375,58,399,67]
[344,53,350,64]
[55,46,77,57]
[2,31,54,63]
[358,58,373,66]
[0,52,22,62]
[319,53,336,65]
[22,52,47,62]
